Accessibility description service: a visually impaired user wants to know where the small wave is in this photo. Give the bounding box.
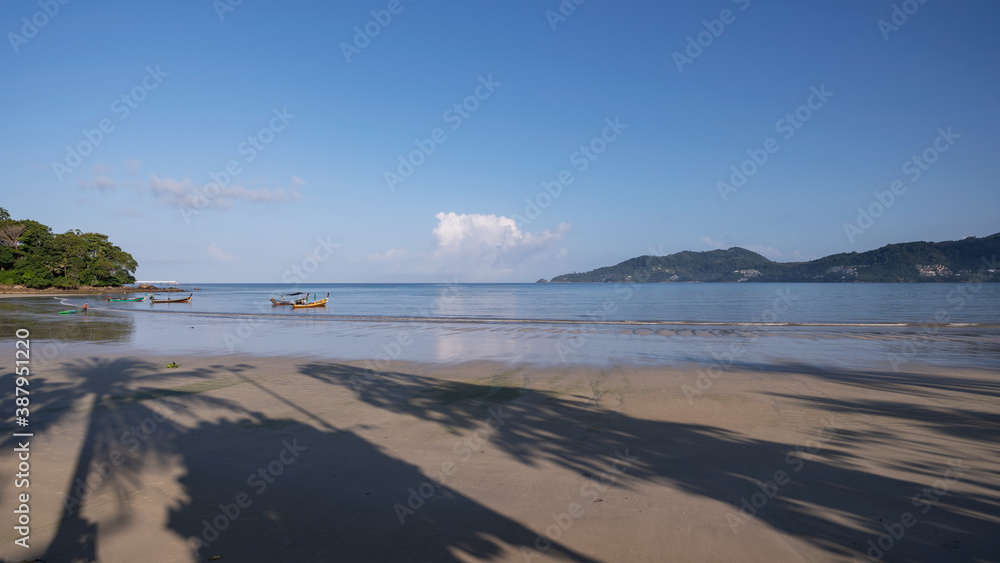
[86,306,994,329]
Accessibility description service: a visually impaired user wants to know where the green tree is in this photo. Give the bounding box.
[0,212,138,288]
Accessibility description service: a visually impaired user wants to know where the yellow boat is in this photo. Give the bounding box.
[291,293,329,309]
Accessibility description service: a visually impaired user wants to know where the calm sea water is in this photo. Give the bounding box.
[64,282,1000,324]
[2,283,998,368]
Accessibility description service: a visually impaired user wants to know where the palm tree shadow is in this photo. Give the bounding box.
[6,354,996,561]
[298,361,1000,562]
[167,362,597,562]
[167,418,597,562]
[0,356,596,562]
[0,356,253,562]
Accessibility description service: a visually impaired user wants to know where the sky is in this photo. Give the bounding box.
[2,0,998,283]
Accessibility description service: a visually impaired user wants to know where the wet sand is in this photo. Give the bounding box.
[1,349,998,562]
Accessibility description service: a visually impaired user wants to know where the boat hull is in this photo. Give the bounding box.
[291,298,328,309]
[150,294,192,304]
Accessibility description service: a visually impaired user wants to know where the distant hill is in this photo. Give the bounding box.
[549,233,1000,283]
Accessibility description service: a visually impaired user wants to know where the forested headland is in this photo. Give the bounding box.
[0,207,137,289]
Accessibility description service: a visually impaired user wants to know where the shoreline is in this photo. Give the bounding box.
[2,348,997,561]
[0,284,191,297]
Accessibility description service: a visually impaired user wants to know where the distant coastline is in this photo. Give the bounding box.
[548,232,1000,284]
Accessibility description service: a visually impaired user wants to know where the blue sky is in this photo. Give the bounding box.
[2,0,998,282]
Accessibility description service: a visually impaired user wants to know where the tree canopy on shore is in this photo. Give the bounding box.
[0,207,137,288]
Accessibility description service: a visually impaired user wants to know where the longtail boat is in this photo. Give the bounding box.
[106,294,146,302]
[271,292,308,306]
[291,293,329,309]
[150,294,192,304]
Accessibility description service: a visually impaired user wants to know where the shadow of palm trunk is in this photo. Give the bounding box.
[13,357,251,561]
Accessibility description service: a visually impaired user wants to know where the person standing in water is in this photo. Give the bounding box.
[82,303,88,313]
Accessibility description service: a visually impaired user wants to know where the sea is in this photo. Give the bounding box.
[2,283,998,369]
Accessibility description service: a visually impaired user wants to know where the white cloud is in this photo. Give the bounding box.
[207,242,238,262]
[127,158,142,175]
[368,248,409,262]
[363,213,570,279]
[77,164,117,191]
[148,174,302,209]
[432,212,570,268]
[701,236,726,249]
[78,175,116,191]
[148,175,195,204]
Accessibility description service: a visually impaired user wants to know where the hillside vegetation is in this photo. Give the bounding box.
[0,207,137,289]
[550,233,1000,283]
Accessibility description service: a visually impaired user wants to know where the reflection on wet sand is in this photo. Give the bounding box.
[0,297,135,347]
[3,297,998,371]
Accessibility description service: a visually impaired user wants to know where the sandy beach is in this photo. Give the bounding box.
[0,285,190,297]
[1,348,997,562]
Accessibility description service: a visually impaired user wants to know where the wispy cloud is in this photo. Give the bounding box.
[702,235,808,261]
[701,236,727,249]
[148,174,302,209]
[78,175,117,191]
[368,247,409,262]
[207,242,238,262]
